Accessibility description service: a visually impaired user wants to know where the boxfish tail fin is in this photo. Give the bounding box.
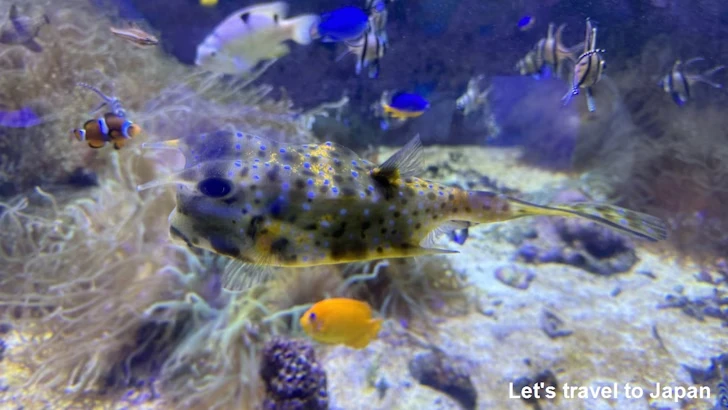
[506,198,669,242]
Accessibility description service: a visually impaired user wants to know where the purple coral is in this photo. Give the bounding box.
[260,337,328,410]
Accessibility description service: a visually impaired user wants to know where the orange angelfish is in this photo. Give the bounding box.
[300,298,382,349]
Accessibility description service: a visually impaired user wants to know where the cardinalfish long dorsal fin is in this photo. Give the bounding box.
[76,82,127,118]
[369,134,423,186]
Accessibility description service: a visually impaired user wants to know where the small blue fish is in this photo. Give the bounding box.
[0,106,41,128]
[382,92,430,119]
[518,15,535,31]
[316,6,369,42]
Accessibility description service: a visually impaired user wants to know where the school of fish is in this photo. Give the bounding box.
[9,0,723,351]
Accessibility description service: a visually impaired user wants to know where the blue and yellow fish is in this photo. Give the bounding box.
[381,91,430,120]
[137,132,668,290]
[300,298,382,349]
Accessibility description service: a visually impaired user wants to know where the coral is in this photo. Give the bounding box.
[343,258,471,329]
[516,217,638,276]
[408,349,477,410]
[260,337,328,410]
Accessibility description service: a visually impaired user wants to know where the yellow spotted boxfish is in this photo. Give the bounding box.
[138,132,668,290]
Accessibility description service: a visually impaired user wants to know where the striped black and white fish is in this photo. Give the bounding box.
[338,25,385,78]
[562,18,606,112]
[659,58,725,106]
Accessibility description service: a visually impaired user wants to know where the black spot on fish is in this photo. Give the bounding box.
[240,12,250,23]
[361,221,371,230]
[209,235,240,257]
[404,177,413,183]
[198,177,232,198]
[341,187,357,197]
[303,222,317,231]
[270,237,289,253]
[330,239,367,260]
[294,179,306,190]
[415,223,421,229]
[331,222,347,238]
[240,167,249,177]
[427,192,437,200]
[440,203,446,209]
[376,246,383,253]
[273,14,279,23]
[302,169,316,177]
[268,197,287,219]
[266,164,280,182]
[246,215,265,239]
[257,150,266,158]
[448,193,455,200]
[282,152,295,162]
[380,228,387,234]
[310,156,320,164]
[393,211,400,218]
[319,185,329,194]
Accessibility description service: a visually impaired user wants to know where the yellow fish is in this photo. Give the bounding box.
[300,298,382,349]
[200,0,218,6]
[137,132,668,291]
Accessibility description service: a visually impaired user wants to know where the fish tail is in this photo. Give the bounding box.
[506,198,668,242]
[698,65,726,88]
[285,14,320,45]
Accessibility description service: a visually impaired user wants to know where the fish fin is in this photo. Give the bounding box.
[22,37,42,52]
[283,14,320,45]
[335,47,354,63]
[240,1,289,19]
[420,220,471,249]
[506,198,668,242]
[561,88,577,106]
[347,319,382,349]
[585,87,596,112]
[87,139,105,149]
[221,258,273,292]
[683,57,705,67]
[697,66,726,88]
[370,134,423,183]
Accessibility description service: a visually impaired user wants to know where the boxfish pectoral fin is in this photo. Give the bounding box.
[221,258,274,292]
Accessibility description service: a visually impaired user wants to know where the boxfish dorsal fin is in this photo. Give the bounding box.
[370,134,423,185]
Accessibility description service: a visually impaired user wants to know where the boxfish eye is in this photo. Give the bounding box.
[309,312,317,321]
[198,177,233,198]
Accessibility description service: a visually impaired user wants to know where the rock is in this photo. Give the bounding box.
[408,350,477,410]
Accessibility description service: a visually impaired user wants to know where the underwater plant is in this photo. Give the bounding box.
[0,0,188,197]
[592,35,728,259]
[342,257,472,330]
